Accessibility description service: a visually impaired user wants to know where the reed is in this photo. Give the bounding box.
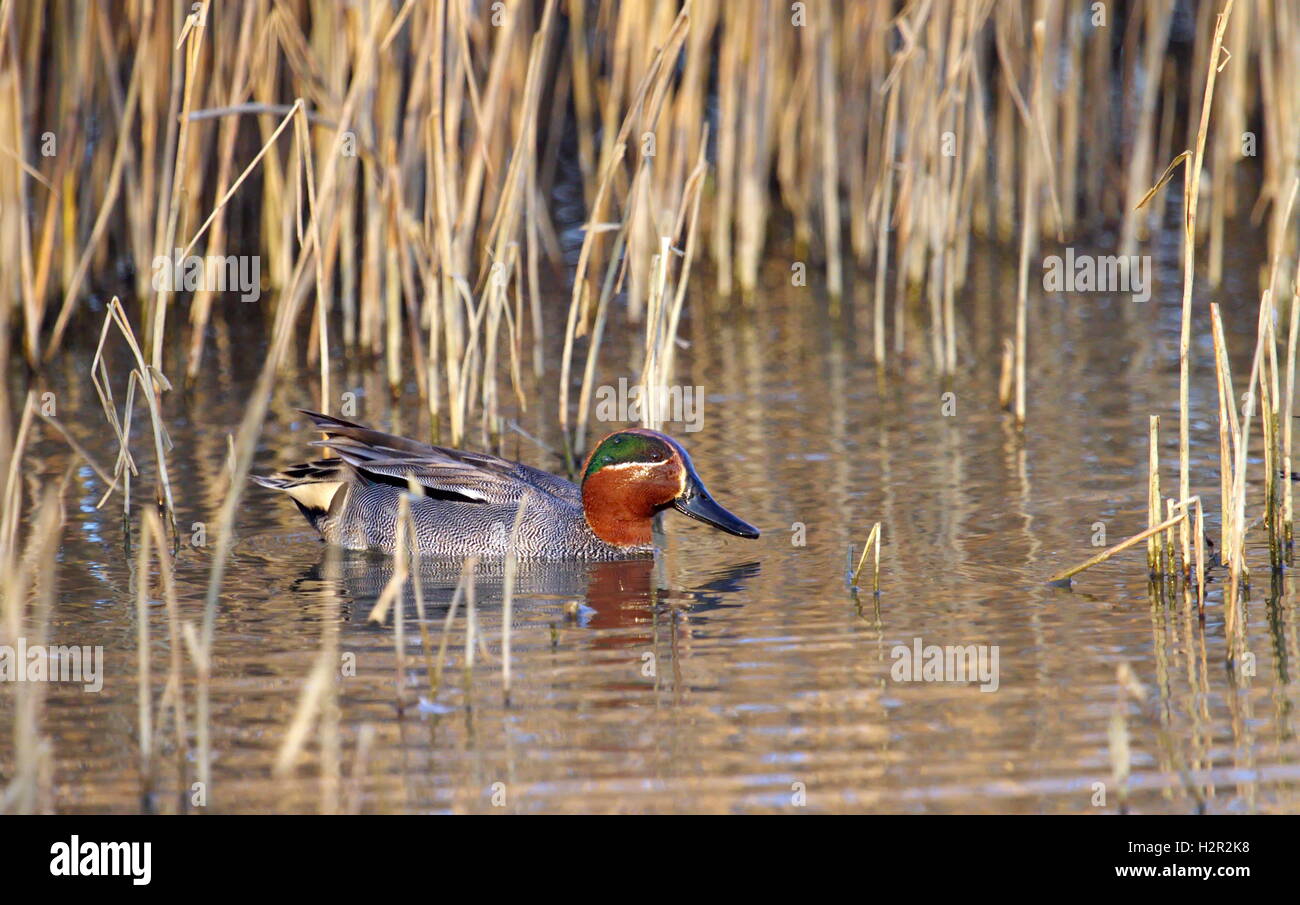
[431,558,477,698]
[1048,511,1187,585]
[1147,416,1161,574]
[134,504,154,802]
[1287,276,1300,553]
[501,496,531,707]
[272,651,333,780]
[850,521,882,594]
[1171,496,1206,616]
[90,299,177,544]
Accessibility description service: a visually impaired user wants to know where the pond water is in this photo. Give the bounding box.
[5,221,1299,814]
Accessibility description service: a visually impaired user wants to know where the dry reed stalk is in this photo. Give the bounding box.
[997,337,1013,409]
[1148,415,1161,574]
[1164,497,1178,577]
[272,651,332,780]
[403,512,438,701]
[431,558,476,697]
[367,492,412,627]
[872,68,900,370]
[43,12,149,357]
[344,724,376,815]
[1286,279,1300,552]
[392,508,408,715]
[183,1,257,382]
[1180,0,1237,564]
[850,521,882,594]
[817,5,841,303]
[135,504,154,798]
[1222,288,1276,662]
[463,561,478,686]
[90,298,176,543]
[1172,496,1207,615]
[146,2,210,377]
[1264,375,1280,571]
[1049,511,1186,585]
[1209,304,1240,569]
[1119,0,1174,256]
[498,495,531,707]
[1000,16,1052,428]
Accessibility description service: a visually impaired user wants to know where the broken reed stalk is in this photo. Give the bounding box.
[1182,0,1235,579]
[90,298,177,543]
[851,521,882,594]
[1219,286,1276,663]
[1209,303,1240,571]
[1049,511,1186,585]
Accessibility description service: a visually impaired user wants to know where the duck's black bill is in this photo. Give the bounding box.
[673,483,760,539]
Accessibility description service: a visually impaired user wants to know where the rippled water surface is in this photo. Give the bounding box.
[5,231,1300,814]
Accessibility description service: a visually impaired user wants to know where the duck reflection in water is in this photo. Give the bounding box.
[293,549,761,632]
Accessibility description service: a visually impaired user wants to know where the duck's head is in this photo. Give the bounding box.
[580,429,760,549]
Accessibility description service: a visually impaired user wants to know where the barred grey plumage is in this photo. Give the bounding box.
[253,411,650,560]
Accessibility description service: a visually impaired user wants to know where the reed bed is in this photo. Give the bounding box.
[2,0,1300,810]
[2,2,1296,432]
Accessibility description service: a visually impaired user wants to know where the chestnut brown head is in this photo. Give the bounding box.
[580,429,760,548]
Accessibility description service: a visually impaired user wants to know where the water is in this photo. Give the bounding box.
[5,230,1300,814]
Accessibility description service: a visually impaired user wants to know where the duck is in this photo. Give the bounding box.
[253,410,760,559]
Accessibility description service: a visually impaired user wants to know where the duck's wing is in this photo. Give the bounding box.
[300,410,580,506]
